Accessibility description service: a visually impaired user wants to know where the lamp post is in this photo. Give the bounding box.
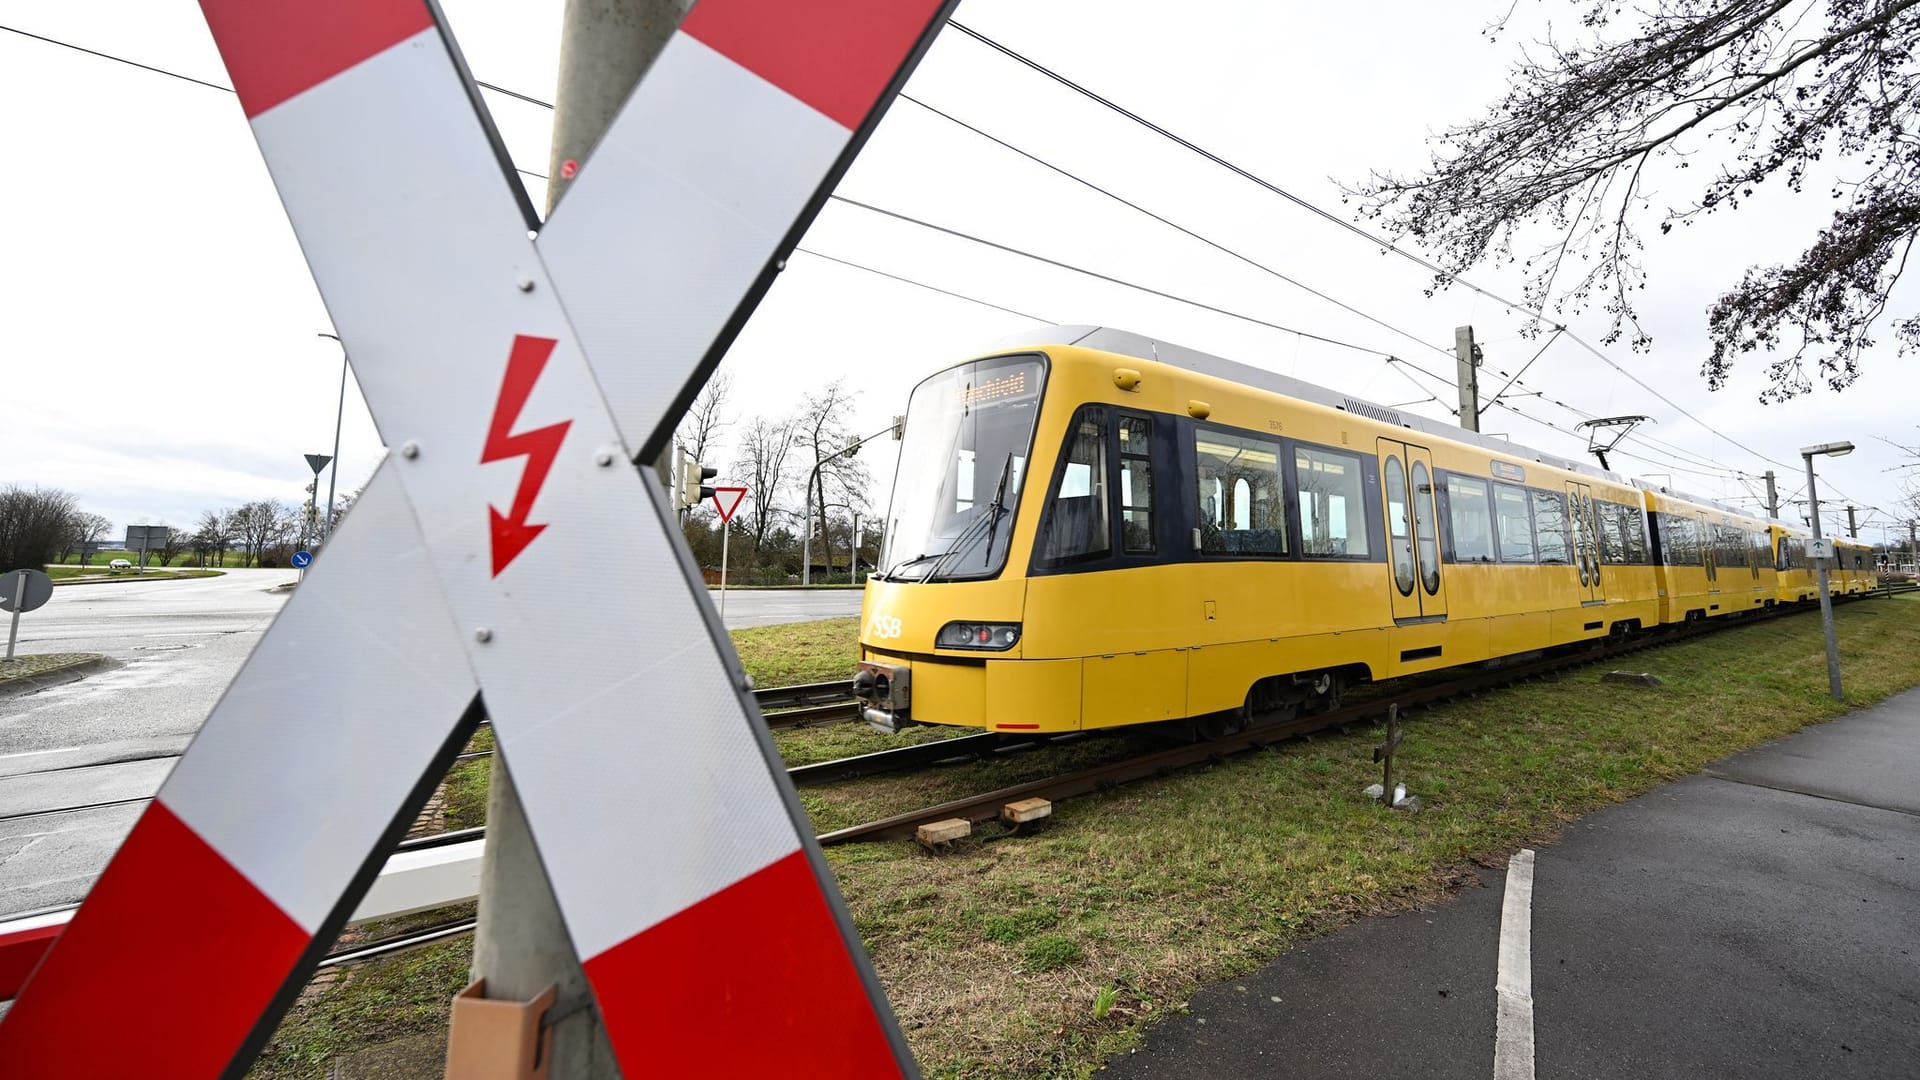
[801,422,897,585]
[1801,440,1855,701]
[317,332,349,546]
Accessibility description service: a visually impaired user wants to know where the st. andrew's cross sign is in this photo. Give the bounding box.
[0,1,954,1075]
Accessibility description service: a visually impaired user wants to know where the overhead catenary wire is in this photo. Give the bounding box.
[828,195,1402,360]
[899,82,1763,486]
[946,20,1799,475]
[791,247,1052,323]
[5,20,1860,502]
[898,93,1457,364]
[0,23,553,184]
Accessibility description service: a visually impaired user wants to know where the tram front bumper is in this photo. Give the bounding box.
[853,660,915,732]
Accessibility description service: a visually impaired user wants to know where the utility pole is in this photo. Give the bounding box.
[1454,325,1480,433]
[1763,470,1778,518]
[1846,506,1859,538]
[471,2,692,1075]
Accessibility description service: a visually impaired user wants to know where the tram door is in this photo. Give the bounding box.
[1565,481,1603,604]
[1378,440,1448,621]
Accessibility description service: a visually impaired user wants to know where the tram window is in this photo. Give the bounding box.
[1296,446,1370,557]
[1194,428,1284,556]
[1493,484,1535,562]
[1595,502,1622,564]
[1411,461,1439,592]
[1664,516,1701,565]
[1386,457,1415,594]
[1035,406,1111,566]
[1445,475,1495,563]
[1531,490,1570,564]
[1118,415,1154,553]
[1624,507,1648,563]
[954,449,975,513]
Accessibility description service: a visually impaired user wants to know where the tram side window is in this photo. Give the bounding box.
[1493,483,1535,562]
[1532,490,1570,564]
[1597,502,1631,564]
[1117,415,1154,554]
[1623,507,1648,563]
[1664,516,1702,565]
[1035,406,1111,566]
[1295,446,1370,557]
[1194,428,1284,556]
[1445,475,1495,563]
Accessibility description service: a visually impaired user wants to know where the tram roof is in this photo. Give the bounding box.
[987,325,1776,524]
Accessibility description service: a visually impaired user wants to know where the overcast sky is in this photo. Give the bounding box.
[4,0,1915,547]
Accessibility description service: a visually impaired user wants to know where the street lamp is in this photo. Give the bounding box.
[317,333,349,547]
[1801,440,1855,701]
[801,422,898,585]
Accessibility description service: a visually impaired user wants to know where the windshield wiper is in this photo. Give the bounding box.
[921,452,1014,582]
[881,551,947,580]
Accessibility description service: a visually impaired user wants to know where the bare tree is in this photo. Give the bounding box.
[796,381,872,579]
[676,371,734,467]
[0,487,80,571]
[229,501,282,568]
[195,510,236,567]
[733,413,798,571]
[69,512,111,566]
[154,525,186,568]
[1351,0,1920,400]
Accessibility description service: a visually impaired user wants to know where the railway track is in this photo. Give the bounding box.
[817,590,1912,845]
[97,588,1920,974]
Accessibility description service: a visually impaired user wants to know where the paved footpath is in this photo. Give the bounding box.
[1106,688,1920,1080]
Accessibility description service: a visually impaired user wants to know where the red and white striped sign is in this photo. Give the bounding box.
[0,0,952,1075]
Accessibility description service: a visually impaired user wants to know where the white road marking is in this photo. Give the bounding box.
[1494,848,1536,1080]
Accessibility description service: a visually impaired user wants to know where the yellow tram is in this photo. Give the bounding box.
[853,327,1820,735]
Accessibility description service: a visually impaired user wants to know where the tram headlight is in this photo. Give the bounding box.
[936,621,1021,651]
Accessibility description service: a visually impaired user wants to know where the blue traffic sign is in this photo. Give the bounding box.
[291,550,313,569]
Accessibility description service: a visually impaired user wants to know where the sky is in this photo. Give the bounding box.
[3,0,1917,549]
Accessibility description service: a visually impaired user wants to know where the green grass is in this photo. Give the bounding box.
[49,568,223,585]
[253,597,1920,1079]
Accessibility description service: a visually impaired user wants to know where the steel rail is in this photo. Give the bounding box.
[320,919,476,969]
[753,679,856,711]
[760,702,862,729]
[787,731,1084,787]
[815,598,1880,846]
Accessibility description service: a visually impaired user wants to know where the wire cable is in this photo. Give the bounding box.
[828,194,1401,359]
[898,93,1456,363]
[1,23,552,184]
[947,19,1798,474]
[791,247,1052,323]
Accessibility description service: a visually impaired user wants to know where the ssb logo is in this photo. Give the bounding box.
[866,614,903,640]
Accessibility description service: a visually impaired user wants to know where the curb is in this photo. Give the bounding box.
[0,654,113,697]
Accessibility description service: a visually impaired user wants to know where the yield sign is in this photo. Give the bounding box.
[304,453,332,474]
[712,485,748,523]
[0,0,953,1076]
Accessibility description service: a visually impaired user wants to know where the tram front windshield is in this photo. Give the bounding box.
[878,355,1045,582]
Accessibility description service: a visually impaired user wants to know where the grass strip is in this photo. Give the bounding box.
[253,597,1920,1079]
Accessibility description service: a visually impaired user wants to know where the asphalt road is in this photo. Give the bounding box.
[0,573,864,917]
[1105,688,1920,1080]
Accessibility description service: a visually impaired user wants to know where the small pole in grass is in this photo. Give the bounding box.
[1372,704,1406,807]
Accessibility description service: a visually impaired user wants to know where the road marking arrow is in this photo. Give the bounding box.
[481,334,571,576]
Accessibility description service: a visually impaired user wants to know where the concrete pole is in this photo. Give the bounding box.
[472,3,691,1075]
[319,333,349,546]
[1763,470,1777,518]
[1846,505,1859,538]
[1805,456,1843,702]
[1454,325,1480,433]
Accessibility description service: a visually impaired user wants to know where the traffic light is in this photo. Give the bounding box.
[676,447,717,509]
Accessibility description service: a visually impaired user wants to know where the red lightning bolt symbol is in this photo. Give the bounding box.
[481,335,571,577]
